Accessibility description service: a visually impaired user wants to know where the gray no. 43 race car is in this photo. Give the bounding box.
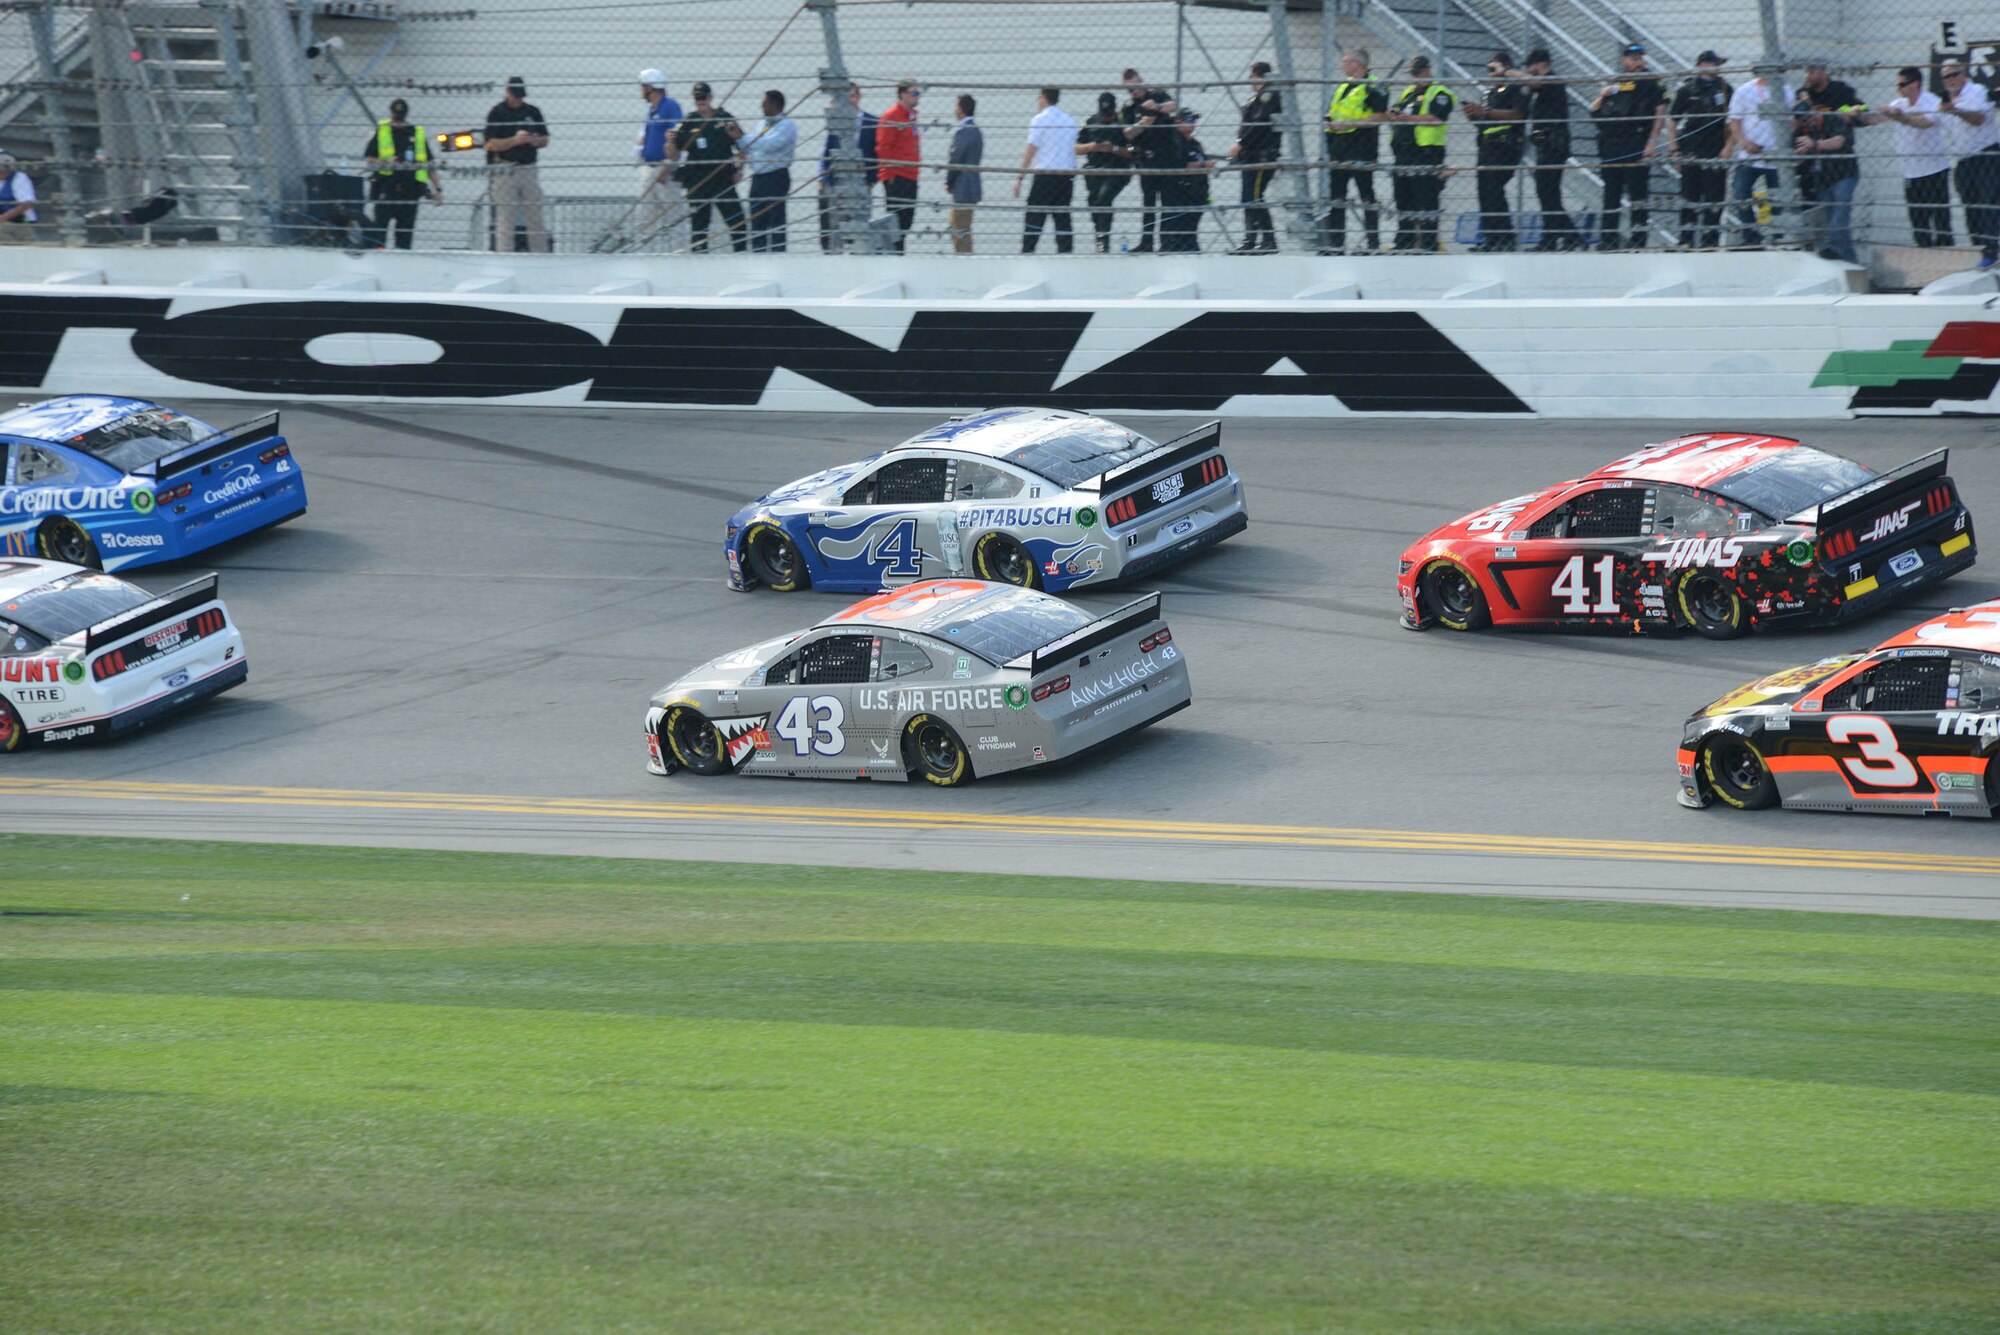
[645,579,1190,785]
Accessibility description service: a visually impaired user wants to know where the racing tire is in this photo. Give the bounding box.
[1677,570,1748,640]
[36,517,100,570]
[972,532,1039,589]
[0,698,22,754]
[743,523,808,592]
[904,714,973,787]
[659,704,730,776]
[1985,748,2000,814]
[1420,561,1488,632]
[1701,735,1778,810]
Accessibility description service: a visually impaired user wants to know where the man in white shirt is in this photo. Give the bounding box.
[0,152,39,232]
[1876,66,1952,246]
[1016,87,1079,253]
[1723,67,1793,247]
[741,89,798,253]
[1938,60,2000,267]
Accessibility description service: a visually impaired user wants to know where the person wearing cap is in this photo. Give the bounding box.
[484,76,550,252]
[674,81,746,253]
[945,94,983,254]
[1383,56,1453,252]
[1723,63,1794,248]
[1321,49,1387,256]
[1230,61,1284,253]
[1523,48,1578,251]
[1589,43,1665,250]
[1666,51,1732,248]
[1078,90,1132,253]
[361,97,440,250]
[1790,66,1859,262]
[0,152,39,231]
[1465,52,1530,252]
[1877,66,1952,247]
[1158,109,1213,251]
[741,90,798,253]
[635,69,687,253]
[877,80,922,252]
[1938,59,2000,268]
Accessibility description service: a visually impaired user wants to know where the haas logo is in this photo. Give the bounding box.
[1858,500,1922,545]
[1645,537,1745,571]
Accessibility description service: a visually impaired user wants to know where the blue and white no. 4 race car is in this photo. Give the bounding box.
[0,395,307,571]
[725,407,1248,594]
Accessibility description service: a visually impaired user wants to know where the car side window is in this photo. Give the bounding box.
[1952,654,2000,711]
[16,445,73,485]
[1526,487,1649,540]
[1824,657,1951,713]
[952,461,1024,502]
[876,636,933,681]
[768,633,874,687]
[1653,485,1746,537]
[844,457,949,507]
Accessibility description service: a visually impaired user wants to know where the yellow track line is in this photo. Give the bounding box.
[2,777,1996,877]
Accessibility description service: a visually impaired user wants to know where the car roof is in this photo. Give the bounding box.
[1586,433,1808,489]
[0,557,89,603]
[0,395,164,448]
[818,579,1042,635]
[1877,601,2000,654]
[894,407,1104,460]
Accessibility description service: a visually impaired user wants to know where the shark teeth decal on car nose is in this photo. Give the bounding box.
[712,714,772,766]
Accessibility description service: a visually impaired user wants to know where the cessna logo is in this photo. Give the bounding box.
[1859,500,1923,545]
[1643,537,1745,570]
[1151,475,1185,505]
[101,531,165,550]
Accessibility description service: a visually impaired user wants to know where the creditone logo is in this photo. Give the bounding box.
[1151,475,1185,506]
[101,531,165,550]
[202,466,263,506]
[0,486,133,517]
[1859,500,1923,545]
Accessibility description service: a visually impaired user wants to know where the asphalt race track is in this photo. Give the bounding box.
[5,403,2000,918]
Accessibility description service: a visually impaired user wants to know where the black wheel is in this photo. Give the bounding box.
[36,517,99,569]
[0,698,22,754]
[1420,560,1488,631]
[972,532,1038,588]
[743,522,807,592]
[1701,735,1778,809]
[1986,748,2000,813]
[903,714,972,787]
[660,704,729,776]
[1678,570,1747,640]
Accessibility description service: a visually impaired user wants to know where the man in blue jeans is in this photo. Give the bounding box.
[1724,65,1792,247]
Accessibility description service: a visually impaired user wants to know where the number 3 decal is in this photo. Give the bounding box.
[1826,714,1918,787]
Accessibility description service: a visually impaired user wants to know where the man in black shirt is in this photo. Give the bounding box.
[1667,50,1732,248]
[1121,71,1178,252]
[1522,49,1577,250]
[1078,91,1132,253]
[1792,75,1859,262]
[362,98,440,249]
[1322,49,1389,255]
[484,76,549,251]
[1159,111,1214,251]
[1590,43,1665,249]
[1230,61,1283,253]
[675,81,746,253]
[1465,52,1529,251]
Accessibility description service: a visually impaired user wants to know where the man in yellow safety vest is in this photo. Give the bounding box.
[1383,56,1453,251]
[1322,49,1389,253]
[362,98,440,249]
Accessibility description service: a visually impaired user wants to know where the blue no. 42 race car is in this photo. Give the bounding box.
[0,395,307,572]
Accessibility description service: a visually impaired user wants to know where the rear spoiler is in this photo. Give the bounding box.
[1096,422,1221,495]
[1811,449,1949,529]
[142,412,281,479]
[1009,592,1162,673]
[86,573,220,653]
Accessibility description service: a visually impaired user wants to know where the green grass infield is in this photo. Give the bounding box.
[2,833,1996,1333]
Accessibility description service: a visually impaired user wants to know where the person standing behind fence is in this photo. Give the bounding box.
[1384,57,1452,252]
[635,70,686,253]
[1791,82,1858,263]
[1590,44,1664,250]
[1465,53,1529,252]
[1079,91,1131,252]
[877,81,922,253]
[945,94,982,255]
[1939,60,2000,269]
[1322,50,1386,255]
[1667,52,1732,249]
[742,90,797,253]
[676,82,746,253]
[1159,110,1214,252]
[484,76,549,252]
[1229,61,1283,254]
[819,84,878,253]
[0,152,40,232]
[1878,67,1952,247]
[363,98,439,250]
[1123,74,1179,252]
[1522,48,1578,251]
[1723,65,1791,248]
[1017,87,1078,253]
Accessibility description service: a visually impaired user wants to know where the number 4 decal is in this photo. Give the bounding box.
[1552,554,1619,615]
[1825,714,1919,787]
[774,696,846,757]
[869,519,924,577]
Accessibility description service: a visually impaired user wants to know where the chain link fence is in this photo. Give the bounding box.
[0,0,1976,279]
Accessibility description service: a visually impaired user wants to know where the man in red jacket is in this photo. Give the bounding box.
[878,80,922,251]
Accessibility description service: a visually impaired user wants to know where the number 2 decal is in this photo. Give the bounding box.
[869,519,924,577]
[1552,554,1619,615]
[774,695,846,757]
[1825,714,1918,787]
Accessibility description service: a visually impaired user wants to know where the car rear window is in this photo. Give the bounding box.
[1,572,151,640]
[929,595,1091,664]
[1706,447,1874,520]
[996,423,1160,489]
[77,410,216,474]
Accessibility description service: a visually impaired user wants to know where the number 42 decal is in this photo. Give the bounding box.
[1552,554,1620,615]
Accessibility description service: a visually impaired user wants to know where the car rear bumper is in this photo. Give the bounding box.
[1118,509,1247,582]
[34,657,247,745]
[1830,535,1977,624]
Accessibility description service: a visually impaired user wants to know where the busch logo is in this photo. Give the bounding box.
[202,466,263,506]
[1643,537,1745,571]
[1858,500,1922,545]
[1151,474,1185,506]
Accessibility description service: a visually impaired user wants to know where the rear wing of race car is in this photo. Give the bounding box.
[1094,421,1222,495]
[86,573,221,654]
[1007,592,1163,673]
[1811,449,1950,529]
[141,412,282,480]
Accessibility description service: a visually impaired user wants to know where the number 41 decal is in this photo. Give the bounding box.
[1552,554,1619,615]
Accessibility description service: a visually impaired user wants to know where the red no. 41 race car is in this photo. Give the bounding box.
[1398,434,1976,638]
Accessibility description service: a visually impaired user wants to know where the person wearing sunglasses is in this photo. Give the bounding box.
[1878,67,1952,247]
[1938,60,2000,268]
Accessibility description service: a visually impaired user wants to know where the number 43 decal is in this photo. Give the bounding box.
[775,695,845,756]
[1552,554,1620,615]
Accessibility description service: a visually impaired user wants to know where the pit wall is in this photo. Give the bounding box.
[3,252,1995,418]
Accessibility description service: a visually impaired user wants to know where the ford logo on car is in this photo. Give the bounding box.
[202,466,263,506]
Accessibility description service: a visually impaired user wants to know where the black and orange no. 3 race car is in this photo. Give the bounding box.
[1397,433,1975,639]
